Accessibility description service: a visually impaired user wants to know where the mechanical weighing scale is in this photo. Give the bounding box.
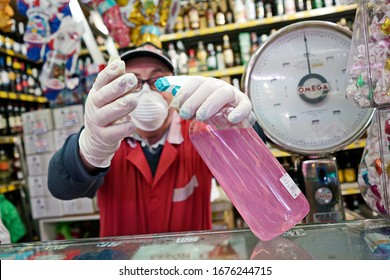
[243,21,375,223]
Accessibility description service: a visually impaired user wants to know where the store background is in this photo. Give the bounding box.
[0,0,375,243]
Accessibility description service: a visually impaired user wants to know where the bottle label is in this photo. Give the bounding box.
[279,173,301,198]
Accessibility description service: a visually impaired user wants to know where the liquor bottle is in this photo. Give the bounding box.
[0,57,9,92]
[206,43,218,71]
[0,149,11,185]
[188,0,200,30]
[188,49,199,74]
[13,102,22,134]
[198,0,208,29]
[311,0,323,9]
[32,67,42,97]
[284,0,296,14]
[174,3,185,32]
[232,42,242,66]
[245,0,257,21]
[7,103,16,135]
[176,41,189,75]
[216,45,226,70]
[26,64,36,96]
[12,145,24,180]
[20,62,29,95]
[167,43,178,72]
[295,0,305,11]
[222,34,235,68]
[255,0,265,19]
[13,59,23,94]
[18,22,27,56]
[250,32,259,54]
[182,2,191,31]
[206,0,216,28]
[274,0,285,15]
[197,41,208,72]
[215,0,226,26]
[263,0,273,17]
[234,0,247,23]
[0,103,7,135]
[6,57,16,93]
[225,0,235,24]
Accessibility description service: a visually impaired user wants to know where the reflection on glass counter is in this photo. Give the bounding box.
[0,219,389,260]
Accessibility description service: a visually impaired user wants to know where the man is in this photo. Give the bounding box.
[48,43,262,237]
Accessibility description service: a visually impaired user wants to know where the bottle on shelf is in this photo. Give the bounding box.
[0,149,11,185]
[274,0,285,15]
[311,0,324,9]
[284,0,297,14]
[225,0,235,24]
[295,0,306,11]
[12,144,24,181]
[245,0,257,21]
[188,0,200,30]
[0,103,7,135]
[6,103,15,135]
[6,56,16,93]
[264,0,273,17]
[167,43,178,72]
[216,45,226,70]
[206,43,218,71]
[255,0,265,19]
[13,59,23,94]
[198,0,208,29]
[234,0,247,23]
[222,34,235,68]
[176,41,189,75]
[0,56,9,92]
[197,41,208,72]
[174,2,185,32]
[250,32,259,54]
[206,0,216,28]
[215,0,226,26]
[188,48,198,74]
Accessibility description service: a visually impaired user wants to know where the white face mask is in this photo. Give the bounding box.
[130,84,169,131]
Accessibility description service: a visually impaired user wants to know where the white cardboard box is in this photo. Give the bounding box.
[62,198,95,216]
[53,126,82,150]
[26,152,54,176]
[27,175,49,197]
[30,196,64,219]
[21,108,54,135]
[52,104,84,130]
[24,132,55,155]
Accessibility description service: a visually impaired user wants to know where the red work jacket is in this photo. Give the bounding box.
[97,117,213,237]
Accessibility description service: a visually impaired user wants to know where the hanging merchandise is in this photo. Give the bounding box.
[345,0,390,108]
[0,0,14,32]
[17,1,85,102]
[343,0,390,220]
[82,0,130,48]
[39,16,85,101]
[117,0,180,47]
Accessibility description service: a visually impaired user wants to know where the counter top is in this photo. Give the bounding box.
[1,218,389,260]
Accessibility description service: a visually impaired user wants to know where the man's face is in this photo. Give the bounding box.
[125,56,173,104]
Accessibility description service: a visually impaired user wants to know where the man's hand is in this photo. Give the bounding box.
[79,56,138,168]
[172,76,253,124]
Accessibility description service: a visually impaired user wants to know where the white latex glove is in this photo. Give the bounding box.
[171,76,252,124]
[79,56,138,168]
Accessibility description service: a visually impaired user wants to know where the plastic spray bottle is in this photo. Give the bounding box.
[155,76,310,241]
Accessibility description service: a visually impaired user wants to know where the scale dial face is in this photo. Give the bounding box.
[243,21,374,156]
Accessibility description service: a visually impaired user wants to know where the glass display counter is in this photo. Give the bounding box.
[0,218,389,260]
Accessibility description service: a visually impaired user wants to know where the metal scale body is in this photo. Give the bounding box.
[243,21,374,223]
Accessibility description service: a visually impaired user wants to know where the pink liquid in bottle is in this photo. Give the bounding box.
[189,108,310,241]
